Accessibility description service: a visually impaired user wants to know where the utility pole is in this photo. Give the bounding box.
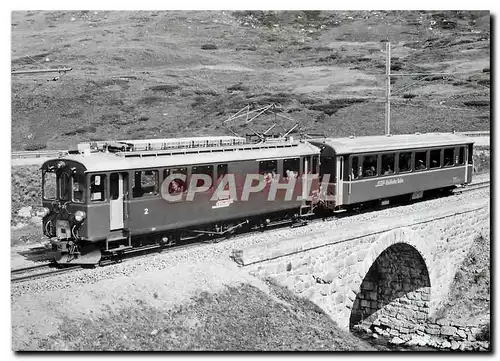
[385,42,391,136]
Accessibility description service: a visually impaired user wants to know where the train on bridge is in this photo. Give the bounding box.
[38,133,474,265]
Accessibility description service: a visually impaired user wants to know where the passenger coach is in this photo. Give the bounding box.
[311,133,474,211]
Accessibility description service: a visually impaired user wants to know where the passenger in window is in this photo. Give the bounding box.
[416,159,426,170]
[383,164,394,175]
[365,165,376,177]
[444,157,452,166]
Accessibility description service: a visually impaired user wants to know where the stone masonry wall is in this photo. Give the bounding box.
[232,198,489,332]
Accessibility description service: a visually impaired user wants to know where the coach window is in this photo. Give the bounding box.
[351,156,360,180]
[415,151,427,171]
[90,174,106,202]
[283,158,300,180]
[398,152,412,173]
[192,165,213,188]
[164,168,187,194]
[259,160,277,182]
[72,173,86,203]
[133,170,159,198]
[443,148,454,167]
[43,171,57,200]
[362,155,378,177]
[381,153,395,175]
[430,149,441,169]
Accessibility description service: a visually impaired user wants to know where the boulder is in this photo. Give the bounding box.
[389,336,405,345]
[17,206,32,218]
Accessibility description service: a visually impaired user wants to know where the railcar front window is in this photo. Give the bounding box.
[43,171,57,200]
[430,149,441,169]
[443,148,454,167]
[59,173,70,201]
[398,152,412,173]
[72,173,86,203]
[415,151,427,171]
[90,174,106,202]
[133,170,159,197]
[362,155,378,177]
[381,153,395,175]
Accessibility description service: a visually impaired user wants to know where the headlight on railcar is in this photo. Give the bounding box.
[40,207,50,218]
[74,210,86,223]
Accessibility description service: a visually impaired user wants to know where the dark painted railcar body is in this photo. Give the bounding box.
[41,139,320,255]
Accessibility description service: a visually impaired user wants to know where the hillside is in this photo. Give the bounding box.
[11,10,490,150]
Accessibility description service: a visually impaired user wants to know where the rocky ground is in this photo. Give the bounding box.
[11,10,490,150]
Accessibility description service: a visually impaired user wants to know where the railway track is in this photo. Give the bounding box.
[455,180,490,193]
[11,263,81,283]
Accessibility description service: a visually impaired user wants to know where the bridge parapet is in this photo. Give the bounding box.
[232,198,489,331]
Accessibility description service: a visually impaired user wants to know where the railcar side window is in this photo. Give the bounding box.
[398,152,412,173]
[217,164,228,180]
[72,173,86,203]
[351,156,360,179]
[283,158,300,180]
[443,148,454,167]
[164,168,187,194]
[415,151,427,171]
[362,155,378,177]
[43,171,57,200]
[90,174,106,202]
[430,149,441,169]
[381,153,395,175]
[457,147,465,165]
[192,165,213,188]
[259,160,278,182]
[133,170,159,198]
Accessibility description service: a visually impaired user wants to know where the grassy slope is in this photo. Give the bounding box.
[434,233,490,337]
[11,10,490,150]
[36,279,375,351]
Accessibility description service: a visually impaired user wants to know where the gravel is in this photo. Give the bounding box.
[11,183,489,299]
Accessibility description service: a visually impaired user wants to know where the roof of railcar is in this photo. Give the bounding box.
[311,133,474,155]
[49,141,320,173]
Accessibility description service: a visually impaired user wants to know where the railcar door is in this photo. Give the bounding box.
[110,172,126,230]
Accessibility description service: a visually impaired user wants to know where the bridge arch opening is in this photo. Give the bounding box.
[349,243,431,334]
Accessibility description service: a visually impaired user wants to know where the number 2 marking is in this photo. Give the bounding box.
[144,208,149,215]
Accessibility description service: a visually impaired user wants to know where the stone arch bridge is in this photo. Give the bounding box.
[232,198,489,333]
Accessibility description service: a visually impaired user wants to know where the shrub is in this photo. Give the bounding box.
[201,43,218,50]
[227,83,249,92]
[138,96,164,105]
[149,84,180,93]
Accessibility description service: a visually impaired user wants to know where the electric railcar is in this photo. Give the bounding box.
[39,133,474,265]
